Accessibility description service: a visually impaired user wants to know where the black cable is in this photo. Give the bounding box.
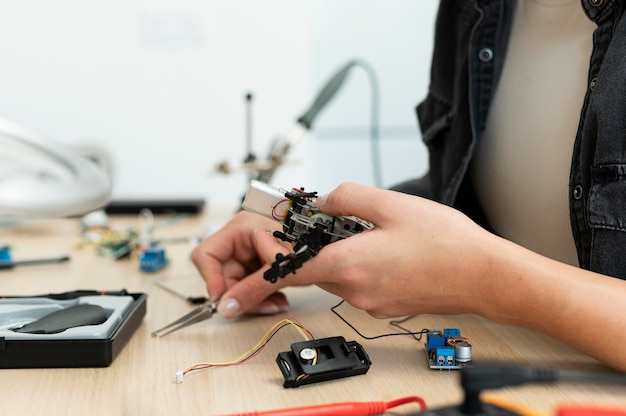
[331,299,429,340]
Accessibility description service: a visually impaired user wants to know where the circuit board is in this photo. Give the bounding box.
[425,328,472,370]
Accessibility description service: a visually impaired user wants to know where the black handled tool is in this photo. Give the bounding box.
[0,255,70,270]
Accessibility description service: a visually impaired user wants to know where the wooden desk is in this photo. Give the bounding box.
[1,209,625,415]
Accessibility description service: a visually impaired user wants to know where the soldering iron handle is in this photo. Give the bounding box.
[296,61,357,130]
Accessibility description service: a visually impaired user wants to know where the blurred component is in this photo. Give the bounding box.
[138,246,168,273]
[406,365,626,416]
[104,198,205,215]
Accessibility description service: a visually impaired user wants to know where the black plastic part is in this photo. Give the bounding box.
[105,199,205,215]
[13,304,108,334]
[276,336,371,388]
[0,293,147,368]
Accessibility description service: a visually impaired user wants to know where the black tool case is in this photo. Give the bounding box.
[0,292,147,368]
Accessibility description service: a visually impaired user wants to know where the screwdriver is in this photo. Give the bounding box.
[0,255,70,269]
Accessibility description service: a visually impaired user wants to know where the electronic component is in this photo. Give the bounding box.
[138,247,168,273]
[242,180,373,282]
[276,336,371,388]
[425,328,472,370]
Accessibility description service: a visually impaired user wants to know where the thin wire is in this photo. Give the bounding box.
[271,199,289,221]
[331,300,430,340]
[389,315,426,342]
[178,318,314,382]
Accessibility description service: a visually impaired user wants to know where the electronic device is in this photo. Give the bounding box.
[425,328,472,370]
[242,180,373,282]
[276,336,371,388]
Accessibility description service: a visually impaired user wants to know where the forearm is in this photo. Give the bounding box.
[476,235,626,372]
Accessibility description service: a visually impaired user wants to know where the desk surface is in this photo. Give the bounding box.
[1,208,625,416]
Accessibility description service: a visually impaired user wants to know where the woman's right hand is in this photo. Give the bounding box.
[191,210,294,317]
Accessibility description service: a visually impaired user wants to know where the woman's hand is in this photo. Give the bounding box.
[191,210,295,317]
[251,182,497,318]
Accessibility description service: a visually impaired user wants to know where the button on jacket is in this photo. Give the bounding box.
[392,0,626,279]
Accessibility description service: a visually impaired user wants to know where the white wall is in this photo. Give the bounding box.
[305,1,437,193]
[0,0,437,207]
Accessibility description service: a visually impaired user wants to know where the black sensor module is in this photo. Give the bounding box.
[276,336,371,388]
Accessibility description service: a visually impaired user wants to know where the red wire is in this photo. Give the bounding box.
[385,396,428,411]
[223,395,427,416]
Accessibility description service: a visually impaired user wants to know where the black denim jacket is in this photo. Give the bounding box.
[393,0,626,279]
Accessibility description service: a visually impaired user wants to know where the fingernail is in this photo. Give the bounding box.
[258,304,280,315]
[217,298,240,318]
[278,303,289,313]
[253,229,276,239]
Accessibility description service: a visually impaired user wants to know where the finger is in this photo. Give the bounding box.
[315,182,392,223]
[253,228,294,265]
[245,291,289,315]
[191,222,262,300]
[217,229,296,318]
[217,267,289,318]
[191,245,228,300]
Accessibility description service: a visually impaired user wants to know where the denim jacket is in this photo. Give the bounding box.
[393,0,626,279]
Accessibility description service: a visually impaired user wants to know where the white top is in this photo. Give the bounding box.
[470,0,595,266]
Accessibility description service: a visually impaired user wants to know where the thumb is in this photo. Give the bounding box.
[316,182,386,222]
